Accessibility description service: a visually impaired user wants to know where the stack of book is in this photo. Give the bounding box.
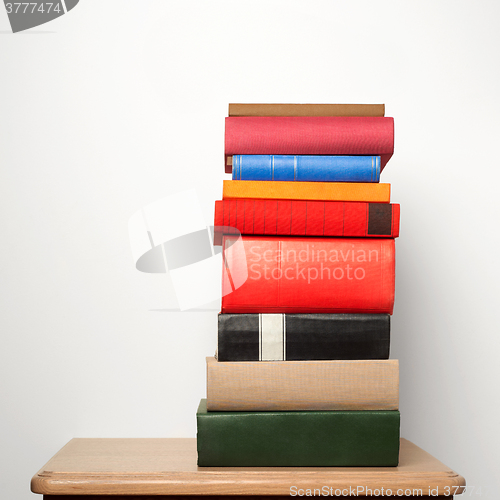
[197,103,401,467]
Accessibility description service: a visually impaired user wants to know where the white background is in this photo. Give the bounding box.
[1,1,500,498]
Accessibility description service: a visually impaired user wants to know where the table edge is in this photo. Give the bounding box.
[31,470,466,496]
[30,438,466,496]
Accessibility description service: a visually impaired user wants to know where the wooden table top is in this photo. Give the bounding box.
[31,438,465,497]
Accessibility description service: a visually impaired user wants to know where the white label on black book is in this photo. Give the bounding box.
[260,314,284,361]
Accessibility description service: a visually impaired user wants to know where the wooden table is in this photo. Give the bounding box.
[31,438,465,499]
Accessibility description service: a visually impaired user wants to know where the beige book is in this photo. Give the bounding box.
[206,356,399,411]
[228,103,385,117]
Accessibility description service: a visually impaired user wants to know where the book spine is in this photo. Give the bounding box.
[222,180,391,203]
[232,155,381,182]
[217,313,390,361]
[206,357,399,411]
[221,236,395,314]
[214,200,400,238]
[228,103,386,117]
[197,399,400,467]
[224,116,394,173]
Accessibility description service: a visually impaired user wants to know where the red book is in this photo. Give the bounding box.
[214,199,400,244]
[222,236,395,314]
[224,116,394,173]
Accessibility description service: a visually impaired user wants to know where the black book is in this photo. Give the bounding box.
[217,313,390,361]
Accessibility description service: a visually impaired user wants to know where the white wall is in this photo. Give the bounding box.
[1,1,499,498]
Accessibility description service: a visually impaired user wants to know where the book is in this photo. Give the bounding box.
[206,356,399,411]
[232,155,381,182]
[223,180,391,203]
[214,199,400,244]
[197,399,400,466]
[221,236,395,314]
[228,103,386,117]
[224,116,394,173]
[217,313,391,361]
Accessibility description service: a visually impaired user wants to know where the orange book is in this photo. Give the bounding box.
[222,180,390,203]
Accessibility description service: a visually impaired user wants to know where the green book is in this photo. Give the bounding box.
[197,399,400,467]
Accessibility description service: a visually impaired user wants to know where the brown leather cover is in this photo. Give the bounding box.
[229,103,385,117]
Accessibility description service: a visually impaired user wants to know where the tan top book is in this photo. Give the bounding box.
[206,356,399,411]
[228,103,385,117]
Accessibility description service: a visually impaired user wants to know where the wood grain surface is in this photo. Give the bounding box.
[31,438,465,497]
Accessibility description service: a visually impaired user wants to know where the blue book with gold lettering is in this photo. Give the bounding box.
[231,155,380,182]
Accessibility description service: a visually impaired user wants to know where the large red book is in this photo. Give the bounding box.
[214,199,400,244]
[224,116,394,173]
[222,236,395,314]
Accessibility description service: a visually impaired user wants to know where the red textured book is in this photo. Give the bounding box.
[224,116,394,173]
[214,199,400,244]
[222,236,395,314]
